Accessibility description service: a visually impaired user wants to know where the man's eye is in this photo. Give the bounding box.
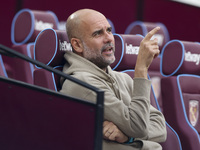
[93,31,101,37]
[107,27,112,33]
[95,31,100,35]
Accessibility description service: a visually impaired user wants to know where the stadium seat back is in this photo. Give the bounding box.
[11,8,59,45]
[3,43,35,84]
[160,40,200,77]
[34,28,71,90]
[3,9,59,84]
[111,34,143,71]
[160,39,200,150]
[34,66,63,91]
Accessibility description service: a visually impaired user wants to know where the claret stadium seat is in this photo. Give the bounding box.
[4,43,35,83]
[124,21,170,51]
[111,34,143,71]
[2,8,59,84]
[33,28,71,91]
[160,40,200,150]
[161,40,200,77]
[11,8,59,45]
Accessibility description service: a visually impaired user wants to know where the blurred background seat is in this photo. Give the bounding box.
[33,28,71,91]
[160,40,200,150]
[3,8,59,84]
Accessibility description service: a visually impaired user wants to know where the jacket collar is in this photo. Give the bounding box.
[63,51,115,82]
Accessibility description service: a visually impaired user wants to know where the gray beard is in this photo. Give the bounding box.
[82,42,115,70]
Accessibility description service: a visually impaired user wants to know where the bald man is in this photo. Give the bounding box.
[60,9,167,150]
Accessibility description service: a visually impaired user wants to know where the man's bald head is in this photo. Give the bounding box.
[66,9,107,41]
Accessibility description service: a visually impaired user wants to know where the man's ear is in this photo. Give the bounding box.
[71,38,83,53]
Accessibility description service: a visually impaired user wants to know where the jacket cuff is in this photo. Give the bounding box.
[133,78,151,100]
[124,137,134,144]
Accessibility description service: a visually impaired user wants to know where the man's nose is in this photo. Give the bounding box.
[104,31,113,43]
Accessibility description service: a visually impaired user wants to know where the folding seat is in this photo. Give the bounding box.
[11,8,59,45]
[33,28,71,91]
[124,21,170,51]
[3,43,35,83]
[111,34,143,71]
[111,34,182,150]
[161,40,200,76]
[160,40,200,150]
[2,8,59,84]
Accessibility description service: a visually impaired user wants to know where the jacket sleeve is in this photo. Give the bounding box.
[60,73,167,143]
[144,106,167,143]
[129,78,167,143]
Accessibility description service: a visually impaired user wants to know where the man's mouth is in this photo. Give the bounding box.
[104,46,112,51]
[102,45,114,54]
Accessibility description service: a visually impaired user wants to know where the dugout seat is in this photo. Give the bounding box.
[2,8,59,84]
[11,8,59,45]
[33,28,71,91]
[3,43,35,83]
[160,40,200,150]
[124,21,170,51]
[34,66,63,91]
[161,40,200,77]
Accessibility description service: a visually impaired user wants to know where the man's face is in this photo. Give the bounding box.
[80,13,115,70]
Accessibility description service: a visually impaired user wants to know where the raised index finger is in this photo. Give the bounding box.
[143,26,160,41]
